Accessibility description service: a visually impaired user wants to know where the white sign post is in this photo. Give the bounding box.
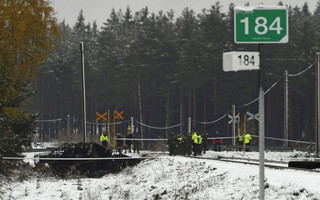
[231,6,288,200]
[223,51,260,72]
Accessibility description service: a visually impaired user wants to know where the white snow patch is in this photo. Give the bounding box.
[1,151,320,199]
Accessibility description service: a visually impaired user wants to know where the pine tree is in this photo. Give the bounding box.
[315,0,320,15]
[175,8,202,128]
[74,9,86,32]
[314,0,320,50]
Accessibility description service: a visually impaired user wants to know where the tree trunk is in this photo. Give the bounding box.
[213,74,217,120]
[165,91,170,138]
[193,86,196,130]
[188,89,191,121]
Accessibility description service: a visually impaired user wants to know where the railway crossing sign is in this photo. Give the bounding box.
[95,110,125,148]
[95,112,108,122]
[228,113,239,124]
[246,111,259,121]
[95,110,124,122]
[234,6,288,43]
[114,110,124,120]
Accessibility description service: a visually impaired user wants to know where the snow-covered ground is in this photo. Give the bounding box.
[1,150,320,200]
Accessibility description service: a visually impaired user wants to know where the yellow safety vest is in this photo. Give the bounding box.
[238,134,244,142]
[178,137,182,145]
[198,135,202,144]
[100,134,108,142]
[192,133,198,144]
[245,134,252,144]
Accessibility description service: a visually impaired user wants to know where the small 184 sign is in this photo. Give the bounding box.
[223,51,259,72]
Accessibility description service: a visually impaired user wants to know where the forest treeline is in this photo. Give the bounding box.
[31,1,320,145]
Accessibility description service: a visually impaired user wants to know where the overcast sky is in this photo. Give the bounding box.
[51,0,318,28]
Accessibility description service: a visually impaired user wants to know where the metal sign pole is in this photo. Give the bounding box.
[233,7,288,199]
[232,105,236,146]
[258,44,265,200]
[259,86,265,199]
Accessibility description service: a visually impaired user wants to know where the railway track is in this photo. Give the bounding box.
[133,151,320,173]
[22,149,320,173]
[190,155,320,173]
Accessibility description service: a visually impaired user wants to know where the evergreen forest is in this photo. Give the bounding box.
[29,1,320,147]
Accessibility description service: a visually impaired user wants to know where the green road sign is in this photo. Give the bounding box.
[234,6,288,43]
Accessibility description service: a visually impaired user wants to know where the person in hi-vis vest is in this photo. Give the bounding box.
[100,132,108,147]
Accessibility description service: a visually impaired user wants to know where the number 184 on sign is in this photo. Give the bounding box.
[223,51,260,72]
[234,6,288,43]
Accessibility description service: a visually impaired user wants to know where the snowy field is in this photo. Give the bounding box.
[1,150,320,200]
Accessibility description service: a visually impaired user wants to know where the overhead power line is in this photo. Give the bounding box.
[288,62,315,77]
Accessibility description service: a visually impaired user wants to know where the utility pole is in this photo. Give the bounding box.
[188,117,191,133]
[232,105,236,146]
[316,52,320,157]
[131,117,134,135]
[48,121,51,142]
[67,115,70,144]
[180,87,183,135]
[80,42,87,143]
[284,70,288,147]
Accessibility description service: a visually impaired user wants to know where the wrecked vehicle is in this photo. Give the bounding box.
[35,142,143,177]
